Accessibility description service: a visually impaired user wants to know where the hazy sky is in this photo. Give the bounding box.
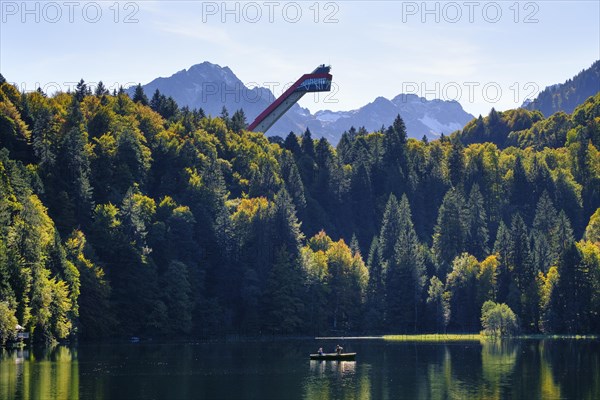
[1,1,599,117]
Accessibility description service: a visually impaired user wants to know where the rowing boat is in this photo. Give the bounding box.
[309,352,356,361]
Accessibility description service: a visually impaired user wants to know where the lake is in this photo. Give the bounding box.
[1,338,598,399]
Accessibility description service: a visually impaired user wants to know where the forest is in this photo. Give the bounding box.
[0,74,599,343]
[524,60,599,117]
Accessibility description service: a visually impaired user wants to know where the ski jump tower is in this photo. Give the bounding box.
[248,65,333,133]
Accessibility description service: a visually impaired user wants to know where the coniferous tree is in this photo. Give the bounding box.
[248,164,279,200]
[150,89,162,111]
[555,211,575,252]
[509,155,531,219]
[219,106,230,125]
[284,132,301,155]
[508,213,538,331]
[350,161,375,247]
[273,188,304,256]
[493,221,512,304]
[336,132,353,164]
[301,128,315,159]
[386,195,424,332]
[364,237,386,331]
[313,137,334,207]
[297,129,317,189]
[161,96,179,120]
[32,106,56,168]
[95,81,109,96]
[530,157,554,202]
[433,188,467,278]
[379,194,401,263]
[113,128,151,198]
[262,246,304,333]
[56,126,93,231]
[382,114,408,196]
[230,109,247,133]
[75,79,89,102]
[161,261,193,334]
[132,84,149,106]
[554,170,582,233]
[350,234,361,255]
[465,184,489,259]
[549,243,593,333]
[280,151,306,212]
[447,137,465,187]
[531,192,560,272]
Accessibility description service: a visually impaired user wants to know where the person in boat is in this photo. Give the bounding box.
[318,347,324,356]
[335,345,343,355]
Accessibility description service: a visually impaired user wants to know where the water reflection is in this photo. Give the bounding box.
[302,339,599,400]
[423,341,516,399]
[309,360,357,376]
[0,346,78,400]
[0,339,597,399]
[305,360,367,400]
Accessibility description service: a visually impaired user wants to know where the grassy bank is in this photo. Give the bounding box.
[382,334,600,342]
[383,334,483,342]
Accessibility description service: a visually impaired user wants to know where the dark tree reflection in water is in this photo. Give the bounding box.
[0,339,598,400]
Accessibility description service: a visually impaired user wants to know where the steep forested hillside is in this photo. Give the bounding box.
[0,76,599,344]
[455,93,600,149]
[524,60,600,117]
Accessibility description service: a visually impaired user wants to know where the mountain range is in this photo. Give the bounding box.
[127,62,474,143]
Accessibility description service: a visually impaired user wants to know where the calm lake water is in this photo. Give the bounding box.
[1,338,599,399]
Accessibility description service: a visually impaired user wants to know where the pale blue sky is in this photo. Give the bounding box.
[1,1,598,117]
